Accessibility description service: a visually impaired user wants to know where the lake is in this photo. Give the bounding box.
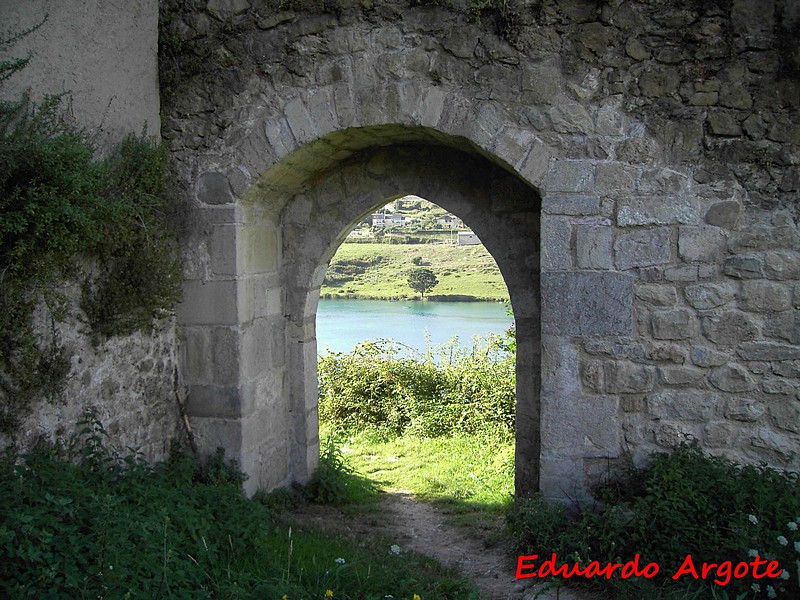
[316,298,514,355]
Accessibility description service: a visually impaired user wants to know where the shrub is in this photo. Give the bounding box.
[318,337,515,439]
[508,445,800,599]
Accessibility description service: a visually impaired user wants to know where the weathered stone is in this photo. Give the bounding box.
[647,343,688,364]
[678,226,727,262]
[773,361,800,379]
[649,390,718,421]
[725,398,765,422]
[636,284,678,306]
[701,312,760,345]
[604,361,656,393]
[617,197,699,226]
[664,266,699,282]
[615,228,671,270]
[543,195,601,215]
[723,255,765,279]
[762,378,795,395]
[763,311,800,344]
[655,423,698,448]
[705,201,742,229]
[738,281,792,312]
[197,172,235,205]
[704,422,735,447]
[541,272,634,337]
[764,251,800,281]
[707,111,742,136]
[708,363,757,392]
[575,225,613,269]
[737,342,800,361]
[594,162,636,195]
[659,366,704,385]
[685,283,736,310]
[581,360,604,392]
[638,66,680,97]
[719,83,753,110]
[543,161,595,193]
[637,169,690,196]
[768,400,800,433]
[652,309,696,340]
[691,345,730,368]
[541,215,572,271]
[583,340,645,361]
[625,37,650,60]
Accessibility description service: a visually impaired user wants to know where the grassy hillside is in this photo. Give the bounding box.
[321,242,509,301]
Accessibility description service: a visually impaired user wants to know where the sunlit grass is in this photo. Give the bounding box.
[321,242,508,301]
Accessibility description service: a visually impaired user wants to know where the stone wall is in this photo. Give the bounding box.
[156,0,799,499]
[0,0,182,461]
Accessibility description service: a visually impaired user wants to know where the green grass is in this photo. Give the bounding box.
[0,416,480,600]
[321,243,508,301]
[334,428,514,513]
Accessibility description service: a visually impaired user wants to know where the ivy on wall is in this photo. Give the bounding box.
[0,93,182,434]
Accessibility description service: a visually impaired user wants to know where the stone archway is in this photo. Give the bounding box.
[279,140,542,497]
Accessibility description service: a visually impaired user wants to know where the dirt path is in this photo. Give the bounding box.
[289,491,592,600]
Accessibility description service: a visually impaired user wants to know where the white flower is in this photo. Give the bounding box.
[780,570,790,580]
[749,514,759,525]
[751,583,761,593]
[390,544,401,555]
[794,541,800,553]
[749,549,760,558]
[334,557,345,565]
[767,585,776,599]
[778,535,789,546]
[788,521,798,531]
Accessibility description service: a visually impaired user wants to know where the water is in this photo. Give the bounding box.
[316,298,513,355]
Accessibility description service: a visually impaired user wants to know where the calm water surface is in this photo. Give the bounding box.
[316,298,513,355]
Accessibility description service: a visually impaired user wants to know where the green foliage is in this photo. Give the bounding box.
[0,93,181,433]
[318,338,515,439]
[304,436,379,505]
[508,445,800,599]
[0,414,478,599]
[407,266,439,299]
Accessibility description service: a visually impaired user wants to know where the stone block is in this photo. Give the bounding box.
[704,422,735,447]
[541,216,572,271]
[581,360,604,392]
[240,223,280,274]
[691,345,730,367]
[723,255,765,279]
[518,138,555,186]
[659,366,704,385]
[615,227,671,270]
[705,201,742,229]
[617,197,699,226]
[543,195,601,215]
[664,266,699,282]
[768,400,800,433]
[197,172,235,205]
[685,283,736,310]
[603,361,656,393]
[492,127,538,170]
[647,342,689,364]
[648,390,719,421]
[583,339,645,360]
[701,312,760,346]
[738,281,792,312]
[636,284,678,306]
[652,309,697,340]
[543,160,594,193]
[575,225,613,269]
[594,162,636,195]
[209,224,238,276]
[763,311,800,344]
[707,111,742,136]
[708,363,757,392]
[762,378,795,395]
[737,342,800,361]
[264,117,297,159]
[185,383,249,419]
[284,97,317,145]
[773,361,800,379]
[542,272,634,337]
[177,279,240,326]
[678,226,727,262]
[765,251,800,281]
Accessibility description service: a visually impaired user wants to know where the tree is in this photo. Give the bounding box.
[407,267,438,299]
